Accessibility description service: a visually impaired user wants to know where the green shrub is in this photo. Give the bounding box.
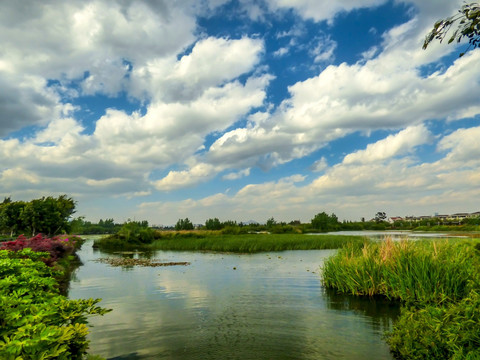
[386,290,480,359]
[0,249,110,359]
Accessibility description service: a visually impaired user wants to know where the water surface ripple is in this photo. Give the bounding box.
[69,239,399,360]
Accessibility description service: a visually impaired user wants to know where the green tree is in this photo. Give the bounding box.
[423,2,480,56]
[21,195,76,236]
[311,212,339,232]
[205,217,222,230]
[0,198,26,236]
[175,218,194,230]
[266,217,277,228]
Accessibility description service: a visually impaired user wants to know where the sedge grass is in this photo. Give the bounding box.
[150,233,365,253]
[322,237,480,304]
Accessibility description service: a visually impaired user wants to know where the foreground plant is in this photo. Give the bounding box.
[0,237,110,359]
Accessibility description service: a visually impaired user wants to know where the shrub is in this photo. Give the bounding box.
[386,290,480,359]
[0,234,79,266]
[0,249,110,359]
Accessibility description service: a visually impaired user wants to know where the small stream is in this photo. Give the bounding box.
[68,238,400,360]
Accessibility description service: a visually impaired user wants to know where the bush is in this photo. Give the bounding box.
[0,248,110,359]
[387,290,480,359]
[0,234,81,266]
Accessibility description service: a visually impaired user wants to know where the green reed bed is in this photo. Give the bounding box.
[323,238,478,303]
[150,233,365,253]
[322,237,480,359]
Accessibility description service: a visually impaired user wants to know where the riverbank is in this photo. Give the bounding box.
[321,237,480,359]
[93,232,366,253]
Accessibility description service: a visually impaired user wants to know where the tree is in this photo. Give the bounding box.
[423,2,480,57]
[175,218,194,231]
[266,217,277,228]
[311,212,339,232]
[0,198,26,236]
[205,217,222,230]
[375,212,387,223]
[20,196,76,236]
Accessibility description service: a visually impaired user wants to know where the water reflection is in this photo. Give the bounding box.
[323,287,400,335]
[69,241,399,360]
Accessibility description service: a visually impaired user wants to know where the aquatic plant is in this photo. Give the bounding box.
[321,237,480,359]
[322,237,477,304]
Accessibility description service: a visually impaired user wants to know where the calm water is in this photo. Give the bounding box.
[68,239,400,360]
[319,230,469,239]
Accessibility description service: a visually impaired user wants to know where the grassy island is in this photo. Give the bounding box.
[93,230,366,253]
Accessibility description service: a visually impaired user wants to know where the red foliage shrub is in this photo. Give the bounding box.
[0,234,76,266]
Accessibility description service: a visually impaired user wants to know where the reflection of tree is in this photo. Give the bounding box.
[322,286,401,333]
[108,352,144,360]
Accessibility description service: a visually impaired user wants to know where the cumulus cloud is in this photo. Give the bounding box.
[343,124,432,164]
[136,125,480,224]
[0,73,64,136]
[131,36,265,102]
[265,0,387,23]
[223,168,251,180]
[154,163,218,191]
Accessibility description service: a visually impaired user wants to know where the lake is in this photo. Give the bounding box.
[68,238,400,360]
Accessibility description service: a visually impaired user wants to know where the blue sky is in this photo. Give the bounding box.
[1,0,479,225]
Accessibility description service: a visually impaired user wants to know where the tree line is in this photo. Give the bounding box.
[0,195,76,237]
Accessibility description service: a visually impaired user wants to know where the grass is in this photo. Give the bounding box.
[321,237,480,359]
[153,233,367,252]
[93,231,365,253]
[322,237,479,304]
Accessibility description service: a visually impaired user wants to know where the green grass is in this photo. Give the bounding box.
[322,238,479,304]
[152,233,367,252]
[321,237,480,359]
[93,232,365,253]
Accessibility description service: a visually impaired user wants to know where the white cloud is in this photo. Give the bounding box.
[273,47,289,57]
[136,125,480,224]
[154,163,218,191]
[131,36,265,102]
[311,36,337,63]
[343,124,432,164]
[223,168,251,180]
[437,126,480,163]
[266,0,387,23]
[310,157,328,172]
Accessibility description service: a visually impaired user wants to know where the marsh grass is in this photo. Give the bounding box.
[322,237,479,304]
[150,233,365,253]
[322,237,480,359]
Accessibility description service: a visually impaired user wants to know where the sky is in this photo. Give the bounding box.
[1,0,479,226]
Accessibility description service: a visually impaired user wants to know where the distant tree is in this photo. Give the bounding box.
[423,2,480,56]
[375,212,387,223]
[266,217,277,228]
[311,212,339,232]
[205,217,222,230]
[175,218,194,231]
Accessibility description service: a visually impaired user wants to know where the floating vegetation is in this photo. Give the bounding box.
[94,257,190,267]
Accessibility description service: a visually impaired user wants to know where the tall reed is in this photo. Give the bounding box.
[150,233,365,253]
[322,237,479,304]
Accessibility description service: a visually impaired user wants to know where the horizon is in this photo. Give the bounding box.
[1,0,479,225]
